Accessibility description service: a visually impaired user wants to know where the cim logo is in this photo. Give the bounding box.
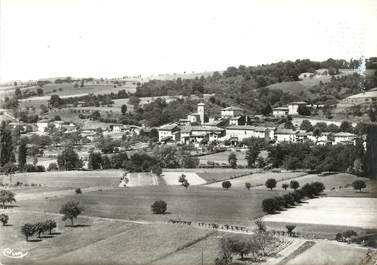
[3,248,28,259]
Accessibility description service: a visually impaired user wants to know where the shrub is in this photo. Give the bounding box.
[21,223,35,241]
[60,200,83,226]
[289,180,300,190]
[222,181,232,190]
[273,196,285,210]
[245,182,251,190]
[0,213,9,226]
[311,182,325,195]
[282,183,289,190]
[352,180,366,192]
[301,183,316,198]
[283,193,295,206]
[151,200,167,214]
[75,188,82,194]
[45,219,57,234]
[265,178,277,190]
[262,198,277,214]
[254,218,266,232]
[47,162,58,171]
[285,225,296,236]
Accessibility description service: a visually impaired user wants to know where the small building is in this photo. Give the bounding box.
[272,107,289,117]
[158,124,180,142]
[274,128,296,143]
[333,132,357,145]
[225,125,270,142]
[221,106,243,118]
[36,119,49,133]
[229,116,249,126]
[180,126,224,144]
[288,102,307,115]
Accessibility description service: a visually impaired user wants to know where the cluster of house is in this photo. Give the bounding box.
[158,103,358,146]
[272,102,323,117]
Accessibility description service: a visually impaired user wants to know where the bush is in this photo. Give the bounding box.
[24,164,45,172]
[0,213,9,226]
[222,181,232,190]
[285,225,296,236]
[289,180,300,190]
[245,182,251,190]
[311,182,325,195]
[47,162,58,171]
[151,200,167,214]
[282,183,289,190]
[301,183,316,198]
[273,196,285,210]
[265,178,277,190]
[262,198,277,214]
[352,180,366,192]
[75,188,82,194]
[283,193,295,206]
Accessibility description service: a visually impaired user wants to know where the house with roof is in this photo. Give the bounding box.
[272,107,289,117]
[333,132,357,145]
[225,125,271,142]
[221,106,243,118]
[185,102,206,124]
[36,119,49,133]
[158,124,180,142]
[274,128,296,143]
[342,90,377,105]
[288,102,307,115]
[180,126,225,145]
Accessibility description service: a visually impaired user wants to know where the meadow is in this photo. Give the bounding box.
[198,150,248,166]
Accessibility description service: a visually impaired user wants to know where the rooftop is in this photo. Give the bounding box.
[222,106,243,111]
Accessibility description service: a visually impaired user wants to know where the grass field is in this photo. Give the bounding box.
[17,185,282,226]
[5,170,123,188]
[284,241,369,265]
[0,211,212,265]
[206,171,306,189]
[263,197,377,229]
[198,151,248,166]
[161,172,207,185]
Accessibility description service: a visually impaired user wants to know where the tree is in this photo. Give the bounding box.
[228,152,237,169]
[297,105,311,116]
[340,121,353,133]
[262,198,277,214]
[59,200,83,226]
[57,145,83,170]
[2,162,17,185]
[265,178,277,190]
[88,152,103,170]
[0,190,16,208]
[282,183,289,190]
[151,165,162,176]
[290,180,300,190]
[312,127,322,142]
[47,162,58,171]
[18,142,27,169]
[300,120,313,131]
[261,103,272,116]
[222,181,232,190]
[45,219,57,234]
[182,180,190,189]
[0,121,14,167]
[75,188,82,194]
[0,213,9,226]
[151,200,167,214]
[301,183,316,198]
[245,182,251,190]
[352,180,366,192]
[178,174,187,184]
[121,104,128,115]
[245,138,262,168]
[129,95,140,106]
[311,182,325,195]
[49,95,62,108]
[285,225,296,236]
[21,223,35,241]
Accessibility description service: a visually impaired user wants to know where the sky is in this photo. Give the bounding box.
[0,0,377,82]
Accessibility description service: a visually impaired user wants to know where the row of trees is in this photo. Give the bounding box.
[21,220,57,241]
[262,182,325,214]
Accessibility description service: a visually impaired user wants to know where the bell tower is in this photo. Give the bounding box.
[197,102,205,124]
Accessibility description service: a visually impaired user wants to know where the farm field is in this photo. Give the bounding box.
[127,172,158,187]
[161,172,207,185]
[206,171,306,189]
[0,210,212,265]
[261,173,377,193]
[18,185,281,226]
[284,241,370,265]
[5,170,123,188]
[263,197,377,229]
[198,150,248,166]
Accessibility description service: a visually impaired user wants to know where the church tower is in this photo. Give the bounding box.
[197,102,205,124]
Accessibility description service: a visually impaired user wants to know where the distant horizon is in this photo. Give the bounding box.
[1,0,376,83]
[2,55,376,84]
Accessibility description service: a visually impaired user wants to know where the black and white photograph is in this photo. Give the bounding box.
[0,0,377,264]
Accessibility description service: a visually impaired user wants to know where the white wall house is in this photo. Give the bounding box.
[158,124,180,142]
[274,129,296,143]
[288,102,307,115]
[225,126,270,142]
[36,119,49,133]
[334,132,357,145]
[221,106,243,118]
[272,107,288,117]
